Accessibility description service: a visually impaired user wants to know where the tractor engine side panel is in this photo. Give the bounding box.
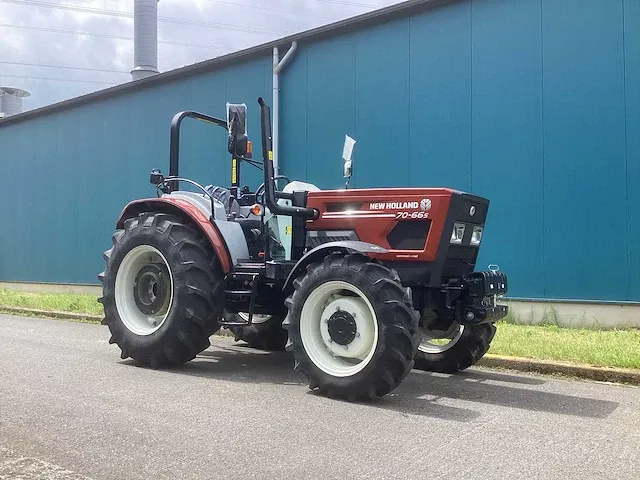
[306,188,453,263]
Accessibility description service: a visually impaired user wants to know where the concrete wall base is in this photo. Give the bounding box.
[505,299,640,329]
[0,282,101,296]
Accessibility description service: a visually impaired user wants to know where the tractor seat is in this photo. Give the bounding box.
[205,185,240,217]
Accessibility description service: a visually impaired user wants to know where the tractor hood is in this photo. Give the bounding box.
[306,187,490,266]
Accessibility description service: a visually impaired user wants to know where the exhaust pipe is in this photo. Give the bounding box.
[257,97,317,220]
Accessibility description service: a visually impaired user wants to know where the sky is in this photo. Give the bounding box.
[0,0,402,111]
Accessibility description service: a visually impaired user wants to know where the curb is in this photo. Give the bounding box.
[478,354,640,385]
[2,306,638,385]
[0,305,102,322]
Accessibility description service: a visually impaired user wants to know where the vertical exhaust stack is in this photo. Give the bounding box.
[131,0,160,81]
[0,87,31,118]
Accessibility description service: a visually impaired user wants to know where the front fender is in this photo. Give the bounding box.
[116,197,232,273]
[283,241,388,292]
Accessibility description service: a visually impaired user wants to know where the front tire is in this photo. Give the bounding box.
[284,253,420,401]
[99,212,224,368]
[414,320,496,373]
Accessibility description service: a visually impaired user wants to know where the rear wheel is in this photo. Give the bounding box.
[99,212,224,367]
[284,253,420,400]
[226,312,288,351]
[414,319,496,373]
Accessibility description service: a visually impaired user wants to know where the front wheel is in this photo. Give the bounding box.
[99,212,225,367]
[284,253,420,401]
[414,320,496,373]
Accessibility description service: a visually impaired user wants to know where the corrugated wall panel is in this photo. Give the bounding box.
[542,0,627,300]
[77,103,107,284]
[101,96,136,242]
[625,0,640,300]
[185,71,229,187]
[0,124,20,280]
[31,118,57,281]
[408,1,472,191]
[354,19,410,187]
[51,110,80,282]
[470,0,544,296]
[0,123,26,280]
[305,35,356,189]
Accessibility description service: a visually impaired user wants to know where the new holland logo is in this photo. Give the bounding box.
[420,198,432,211]
[369,201,419,210]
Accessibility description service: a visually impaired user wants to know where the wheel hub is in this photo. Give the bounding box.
[133,263,170,316]
[319,296,375,360]
[300,280,380,377]
[327,310,357,345]
[114,244,174,336]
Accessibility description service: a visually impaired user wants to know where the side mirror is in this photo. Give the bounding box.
[342,135,356,184]
[227,103,249,157]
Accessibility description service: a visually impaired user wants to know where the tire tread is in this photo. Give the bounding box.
[100,212,224,368]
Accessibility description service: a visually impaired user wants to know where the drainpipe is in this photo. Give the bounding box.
[272,41,298,177]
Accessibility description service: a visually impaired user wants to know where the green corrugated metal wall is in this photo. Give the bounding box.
[0,0,638,302]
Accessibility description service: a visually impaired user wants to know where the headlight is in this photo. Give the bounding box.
[450,223,465,244]
[470,226,483,246]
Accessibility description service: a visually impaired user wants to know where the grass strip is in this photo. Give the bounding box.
[1,289,638,370]
[0,289,103,316]
[490,322,640,370]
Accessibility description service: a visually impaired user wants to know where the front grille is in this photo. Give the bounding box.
[447,245,477,260]
[386,220,431,250]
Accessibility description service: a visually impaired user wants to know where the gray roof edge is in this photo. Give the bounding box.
[0,0,454,127]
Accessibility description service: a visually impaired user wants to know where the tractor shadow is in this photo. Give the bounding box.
[169,339,619,421]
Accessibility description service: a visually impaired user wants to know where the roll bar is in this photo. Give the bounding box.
[168,111,228,191]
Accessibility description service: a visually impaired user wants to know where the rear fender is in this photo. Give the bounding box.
[116,197,232,273]
[283,241,388,292]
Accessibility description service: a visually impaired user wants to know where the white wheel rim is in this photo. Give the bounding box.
[418,323,464,354]
[114,245,174,336]
[238,312,272,324]
[300,280,379,377]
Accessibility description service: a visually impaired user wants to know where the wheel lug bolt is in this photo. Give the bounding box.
[328,339,333,343]
[324,318,328,324]
[336,306,340,311]
[356,332,360,337]
[344,345,348,350]
[352,312,356,318]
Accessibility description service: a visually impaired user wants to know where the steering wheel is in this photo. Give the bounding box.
[255,175,291,204]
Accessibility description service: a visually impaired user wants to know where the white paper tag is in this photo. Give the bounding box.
[342,135,356,162]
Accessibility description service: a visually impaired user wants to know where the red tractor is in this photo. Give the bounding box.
[99,98,508,400]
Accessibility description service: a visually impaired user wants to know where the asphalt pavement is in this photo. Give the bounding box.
[1,314,638,480]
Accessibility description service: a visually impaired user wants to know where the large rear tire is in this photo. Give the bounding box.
[284,253,420,401]
[99,212,224,367]
[414,320,496,373]
[226,312,288,351]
